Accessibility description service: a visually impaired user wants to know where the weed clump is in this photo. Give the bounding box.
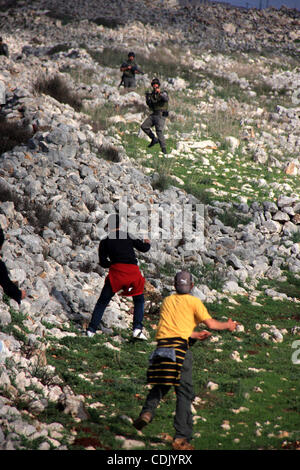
[59,216,85,246]
[45,11,74,25]
[0,181,52,233]
[217,210,251,228]
[151,172,173,192]
[48,43,71,55]
[33,75,82,111]
[0,116,34,155]
[184,181,213,205]
[151,156,174,192]
[91,17,124,29]
[98,145,122,163]
[190,263,226,291]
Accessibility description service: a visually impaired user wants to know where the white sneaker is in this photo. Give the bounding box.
[86,330,95,337]
[133,329,147,340]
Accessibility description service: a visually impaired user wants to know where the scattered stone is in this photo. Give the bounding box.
[207,381,219,391]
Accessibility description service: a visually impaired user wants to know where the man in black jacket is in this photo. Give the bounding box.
[0,37,9,57]
[86,214,151,339]
[0,227,26,304]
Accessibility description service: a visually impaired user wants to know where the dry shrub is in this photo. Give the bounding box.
[0,116,34,155]
[34,74,82,111]
[0,181,52,233]
[99,145,122,163]
[91,17,124,28]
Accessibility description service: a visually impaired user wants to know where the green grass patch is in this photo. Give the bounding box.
[3,289,300,450]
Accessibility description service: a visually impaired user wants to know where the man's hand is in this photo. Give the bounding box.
[190,330,212,341]
[21,289,26,300]
[227,318,237,331]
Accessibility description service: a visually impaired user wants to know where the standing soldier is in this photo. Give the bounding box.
[0,37,9,58]
[120,52,143,89]
[141,78,168,154]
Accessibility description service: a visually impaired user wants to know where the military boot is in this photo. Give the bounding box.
[148,137,159,148]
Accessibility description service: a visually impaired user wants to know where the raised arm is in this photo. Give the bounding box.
[132,238,151,253]
[203,317,237,332]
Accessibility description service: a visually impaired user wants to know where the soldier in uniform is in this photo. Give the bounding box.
[0,37,9,57]
[141,78,168,154]
[120,52,142,89]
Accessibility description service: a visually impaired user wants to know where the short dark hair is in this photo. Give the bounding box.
[128,51,135,57]
[151,78,160,86]
[174,271,193,294]
[151,78,160,87]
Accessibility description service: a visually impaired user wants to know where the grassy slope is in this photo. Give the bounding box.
[5,272,299,450]
[54,45,300,449]
[77,46,299,205]
[2,40,300,451]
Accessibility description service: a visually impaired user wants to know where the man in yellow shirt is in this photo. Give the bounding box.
[133,270,237,450]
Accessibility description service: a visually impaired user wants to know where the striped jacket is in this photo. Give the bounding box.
[147,337,188,387]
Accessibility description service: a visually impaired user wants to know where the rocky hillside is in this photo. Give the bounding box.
[0,0,299,451]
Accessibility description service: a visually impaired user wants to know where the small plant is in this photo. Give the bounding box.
[91,17,124,29]
[79,259,94,274]
[190,263,226,291]
[0,116,34,155]
[24,200,52,233]
[60,65,96,85]
[33,75,82,111]
[184,181,213,205]
[83,103,116,132]
[45,11,74,25]
[202,108,241,144]
[59,216,85,246]
[217,210,251,229]
[151,172,173,192]
[98,145,122,163]
[86,47,125,68]
[48,43,71,55]
[151,157,174,192]
[292,231,300,244]
[0,181,52,234]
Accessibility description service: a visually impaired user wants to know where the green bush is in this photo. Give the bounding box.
[190,262,226,291]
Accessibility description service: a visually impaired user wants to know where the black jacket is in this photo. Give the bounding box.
[0,259,22,303]
[0,43,9,57]
[99,231,150,268]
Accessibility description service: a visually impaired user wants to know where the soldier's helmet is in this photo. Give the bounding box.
[151,78,160,87]
[128,52,135,58]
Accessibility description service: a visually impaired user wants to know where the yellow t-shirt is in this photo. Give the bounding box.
[156,293,212,341]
